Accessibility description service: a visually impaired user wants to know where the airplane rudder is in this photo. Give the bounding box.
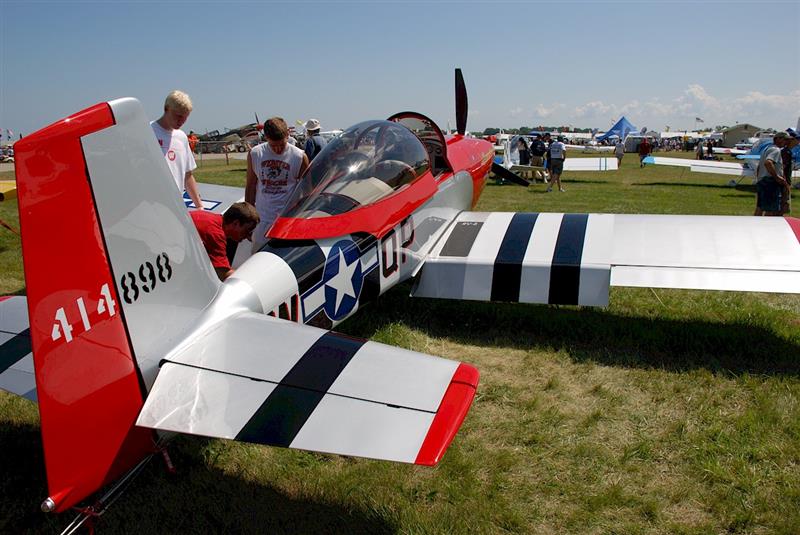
[15,101,156,512]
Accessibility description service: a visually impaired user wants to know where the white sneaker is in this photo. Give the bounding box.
[559,187,566,192]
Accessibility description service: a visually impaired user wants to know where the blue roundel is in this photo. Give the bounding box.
[322,239,364,320]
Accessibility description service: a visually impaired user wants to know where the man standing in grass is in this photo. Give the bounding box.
[546,136,567,193]
[754,132,788,216]
[638,137,652,167]
[151,90,203,210]
[614,139,624,167]
[530,134,547,182]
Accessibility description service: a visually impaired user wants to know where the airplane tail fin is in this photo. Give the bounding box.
[14,98,219,512]
[591,128,598,140]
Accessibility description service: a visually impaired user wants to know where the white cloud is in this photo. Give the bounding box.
[534,104,563,118]
[573,101,613,118]
[564,85,799,129]
[732,90,800,110]
[494,86,797,130]
[684,84,720,109]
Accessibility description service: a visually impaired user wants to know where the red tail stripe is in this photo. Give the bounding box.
[786,217,800,244]
[414,363,479,466]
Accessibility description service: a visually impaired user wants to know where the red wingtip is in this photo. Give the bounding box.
[414,363,479,466]
[785,217,800,244]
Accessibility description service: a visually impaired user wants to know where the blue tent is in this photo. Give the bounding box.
[597,116,638,142]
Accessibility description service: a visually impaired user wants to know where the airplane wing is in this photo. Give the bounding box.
[713,147,747,156]
[137,311,478,466]
[507,159,617,173]
[186,182,244,213]
[0,296,36,402]
[644,156,800,179]
[411,212,800,306]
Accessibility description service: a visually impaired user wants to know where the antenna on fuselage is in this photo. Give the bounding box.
[455,68,468,136]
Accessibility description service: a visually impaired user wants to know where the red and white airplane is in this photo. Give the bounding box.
[2,70,800,529]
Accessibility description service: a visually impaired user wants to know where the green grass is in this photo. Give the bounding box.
[1,154,799,534]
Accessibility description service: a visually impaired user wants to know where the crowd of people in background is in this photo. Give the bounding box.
[146,88,798,269]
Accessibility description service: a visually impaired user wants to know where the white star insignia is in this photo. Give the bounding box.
[326,250,359,314]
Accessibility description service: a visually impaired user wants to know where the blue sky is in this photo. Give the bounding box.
[2,1,798,137]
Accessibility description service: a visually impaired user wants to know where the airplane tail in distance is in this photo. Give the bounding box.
[590,128,598,140]
[14,98,219,512]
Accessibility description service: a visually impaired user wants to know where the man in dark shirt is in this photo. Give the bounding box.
[530,134,547,182]
[638,138,652,167]
[190,202,260,280]
[303,119,327,162]
[542,133,552,182]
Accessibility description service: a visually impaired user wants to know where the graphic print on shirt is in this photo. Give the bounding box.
[260,159,294,195]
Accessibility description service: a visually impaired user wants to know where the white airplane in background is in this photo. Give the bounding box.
[501,134,618,174]
[644,118,800,186]
[565,129,615,153]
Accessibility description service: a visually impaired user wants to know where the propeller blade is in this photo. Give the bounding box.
[491,163,530,187]
[455,68,468,135]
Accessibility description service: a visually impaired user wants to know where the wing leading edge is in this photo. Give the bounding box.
[137,312,478,466]
[412,212,800,306]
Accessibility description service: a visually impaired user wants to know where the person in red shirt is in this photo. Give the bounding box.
[188,131,199,154]
[638,138,652,168]
[190,202,260,280]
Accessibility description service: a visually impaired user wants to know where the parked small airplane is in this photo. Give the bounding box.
[645,129,799,185]
[565,129,615,153]
[501,134,618,173]
[199,114,264,153]
[2,70,800,532]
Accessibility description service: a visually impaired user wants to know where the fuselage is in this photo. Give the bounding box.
[227,131,494,331]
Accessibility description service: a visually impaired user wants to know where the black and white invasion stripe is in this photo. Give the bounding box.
[413,212,612,306]
[235,331,365,446]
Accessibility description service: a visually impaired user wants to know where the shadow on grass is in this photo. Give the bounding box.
[633,182,756,191]
[560,178,610,185]
[0,425,394,535]
[340,284,800,377]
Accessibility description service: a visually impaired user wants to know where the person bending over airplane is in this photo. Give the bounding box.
[246,117,309,252]
[151,90,203,210]
[191,202,260,280]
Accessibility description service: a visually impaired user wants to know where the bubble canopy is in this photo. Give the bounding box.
[281,120,431,219]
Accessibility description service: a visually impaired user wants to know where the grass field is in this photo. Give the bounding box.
[1,152,799,534]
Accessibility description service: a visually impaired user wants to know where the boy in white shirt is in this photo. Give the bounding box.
[151,90,203,209]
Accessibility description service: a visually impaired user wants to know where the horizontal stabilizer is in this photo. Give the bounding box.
[0,296,35,402]
[412,212,800,306]
[137,312,478,465]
